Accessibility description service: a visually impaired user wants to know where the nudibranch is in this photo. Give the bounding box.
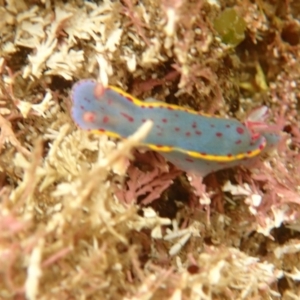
[71,79,280,177]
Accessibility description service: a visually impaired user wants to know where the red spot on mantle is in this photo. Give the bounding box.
[186,132,191,137]
[102,116,109,124]
[125,96,133,102]
[192,122,197,128]
[216,132,223,137]
[162,118,168,123]
[83,112,96,123]
[120,112,134,122]
[195,130,202,135]
[175,127,180,132]
[236,127,244,134]
[185,157,194,163]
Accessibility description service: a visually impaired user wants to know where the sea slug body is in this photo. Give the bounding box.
[71,79,280,176]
